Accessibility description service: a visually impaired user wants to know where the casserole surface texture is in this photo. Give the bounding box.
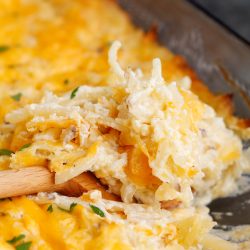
[0,0,249,249]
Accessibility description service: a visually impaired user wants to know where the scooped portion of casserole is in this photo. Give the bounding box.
[1,41,244,208]
[0,0,249,249]
[0,41,246,250]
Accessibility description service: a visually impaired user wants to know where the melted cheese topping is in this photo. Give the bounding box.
[0,191,223,250]
[0,0,248,249]
[0,191,239,250]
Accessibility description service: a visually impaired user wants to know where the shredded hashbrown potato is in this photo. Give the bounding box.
[0,0,249,249]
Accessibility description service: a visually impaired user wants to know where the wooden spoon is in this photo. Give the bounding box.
[0,167,119,201]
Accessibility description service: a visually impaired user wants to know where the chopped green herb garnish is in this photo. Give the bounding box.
[70,87,79,99]
[47,204,53,213]
[11,92,22,101]
[89,204,105,217]
[0,45,10,53]
[19,143,31,151]
[69,202,77,212]
[0,149,14,156]
[58,202,77,213]
[64,79,69,85]
[15,241,32,250]
[7,234,25,244]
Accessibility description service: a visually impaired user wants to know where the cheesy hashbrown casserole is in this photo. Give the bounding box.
[0,0,249,249]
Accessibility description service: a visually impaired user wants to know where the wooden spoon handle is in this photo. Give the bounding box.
[0,167,119,201]
[0,167,61,198]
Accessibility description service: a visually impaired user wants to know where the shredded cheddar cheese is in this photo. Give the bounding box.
[0,0,249,249]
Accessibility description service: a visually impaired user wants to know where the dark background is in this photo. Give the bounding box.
[189,0,250,43]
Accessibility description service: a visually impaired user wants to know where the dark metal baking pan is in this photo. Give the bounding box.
[118,0,250,226]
